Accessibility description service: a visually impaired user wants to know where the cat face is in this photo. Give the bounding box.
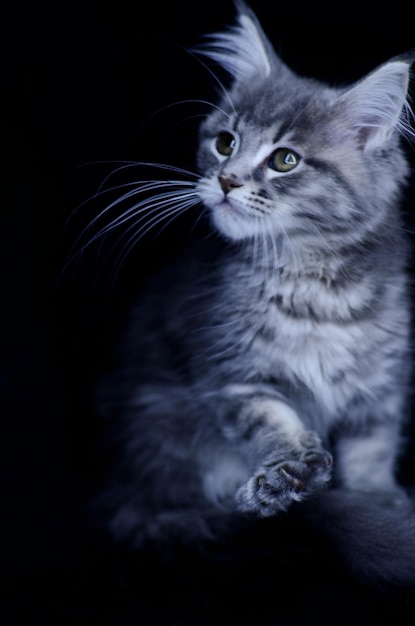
[196,113,304,240]
[195,5,412,248]
[196,84,385,246]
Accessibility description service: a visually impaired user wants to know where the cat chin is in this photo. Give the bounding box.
[210,204,256,241]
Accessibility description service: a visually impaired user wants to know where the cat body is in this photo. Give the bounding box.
[94,1,415,585]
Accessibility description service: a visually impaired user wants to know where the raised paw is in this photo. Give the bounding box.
[235,438,332,517]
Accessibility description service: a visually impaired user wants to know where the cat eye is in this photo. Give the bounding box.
[269,148,300,172]
[215,132,237,156]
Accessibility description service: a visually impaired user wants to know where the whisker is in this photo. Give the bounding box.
[64,180,199,273]
[261,218,272,289]
[66,162,200,225]
[133,99,233,140]
[108,195,201,286]
[185,48,237,117]
[267,218,281,286]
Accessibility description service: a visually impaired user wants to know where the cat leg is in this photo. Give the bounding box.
[334,420,407,504]
[97,383,250,545]
[213,385,333,516]
[98,382,332,544]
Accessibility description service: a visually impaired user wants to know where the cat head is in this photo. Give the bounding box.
[195,1,414,250]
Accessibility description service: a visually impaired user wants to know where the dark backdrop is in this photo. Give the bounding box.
[2,1,415,624]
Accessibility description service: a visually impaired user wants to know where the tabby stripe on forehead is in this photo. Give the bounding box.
[231,116,239,131]
[272,120,294,144]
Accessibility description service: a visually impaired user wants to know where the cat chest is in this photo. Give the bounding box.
[246,302,369,415]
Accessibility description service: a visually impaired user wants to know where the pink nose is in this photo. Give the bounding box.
[219,175,243,194]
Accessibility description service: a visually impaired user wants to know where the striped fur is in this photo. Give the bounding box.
[93,1,415,586]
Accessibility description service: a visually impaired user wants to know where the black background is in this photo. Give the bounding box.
[2,1,415,624]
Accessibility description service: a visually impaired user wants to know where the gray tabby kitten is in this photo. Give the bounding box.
[94,1,415,586]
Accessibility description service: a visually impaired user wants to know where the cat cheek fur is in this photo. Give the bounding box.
[93,0,415,587]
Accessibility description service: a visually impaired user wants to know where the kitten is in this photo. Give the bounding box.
[91,0,415,586]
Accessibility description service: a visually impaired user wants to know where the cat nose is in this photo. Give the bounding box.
[218,175,243,194]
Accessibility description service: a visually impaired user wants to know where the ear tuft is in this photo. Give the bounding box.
[194,5,272,81]
[335,60,414,150]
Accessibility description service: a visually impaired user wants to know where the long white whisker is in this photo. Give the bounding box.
[64,181,199,272]
[67,162,200,225]
[269,222,281,286]
[133,99,233,137]
[261,218,272,289]
[108,195,200,286]
[185,49,237,117]
[249,219,260,287]
[94,185,197,237]
[109,192,200,247]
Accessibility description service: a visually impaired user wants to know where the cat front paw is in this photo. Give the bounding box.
[235,437,332,516]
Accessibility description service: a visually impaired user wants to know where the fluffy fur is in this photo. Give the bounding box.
[91,1,415,586]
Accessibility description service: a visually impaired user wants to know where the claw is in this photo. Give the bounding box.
[280,466,305,492]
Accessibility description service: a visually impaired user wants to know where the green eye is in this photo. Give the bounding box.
[216,132,236,156]
[269,148,300,172]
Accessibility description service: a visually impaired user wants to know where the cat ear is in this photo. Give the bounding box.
[195,1,277,81]
[334,57,414,150]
